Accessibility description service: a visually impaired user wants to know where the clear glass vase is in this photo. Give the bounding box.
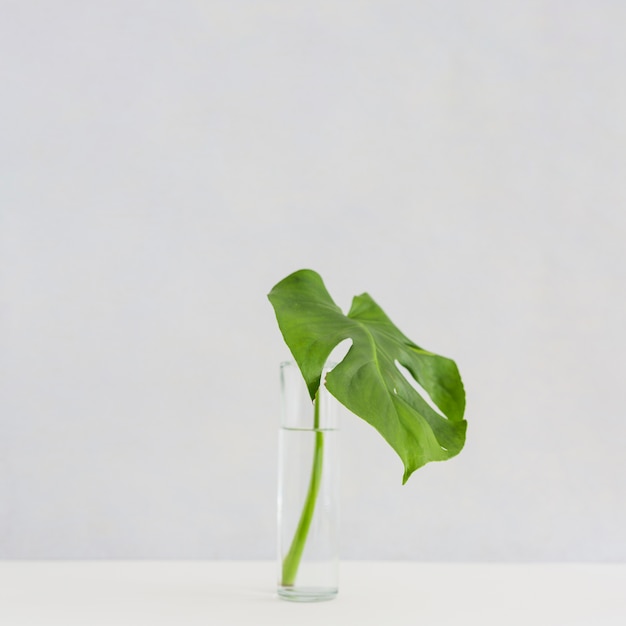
[277,361,339,602]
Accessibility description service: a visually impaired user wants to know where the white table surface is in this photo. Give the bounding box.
[0,561,624,625]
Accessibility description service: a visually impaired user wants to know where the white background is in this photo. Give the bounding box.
[1,1,625,561]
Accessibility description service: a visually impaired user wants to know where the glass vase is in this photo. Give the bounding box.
[277,361,339,602]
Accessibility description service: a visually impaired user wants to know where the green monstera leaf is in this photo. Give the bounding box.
[268,269,466,483]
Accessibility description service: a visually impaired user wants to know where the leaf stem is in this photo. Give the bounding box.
[281,390,324,587]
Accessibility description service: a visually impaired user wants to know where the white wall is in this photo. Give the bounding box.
[1,1,625,561]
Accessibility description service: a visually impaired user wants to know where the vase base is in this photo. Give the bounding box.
[278,586,338,602]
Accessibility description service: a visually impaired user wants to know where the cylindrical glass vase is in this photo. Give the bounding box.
[277,361,339,602]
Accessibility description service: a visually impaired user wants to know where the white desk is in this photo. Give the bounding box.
[0,561,624,625]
